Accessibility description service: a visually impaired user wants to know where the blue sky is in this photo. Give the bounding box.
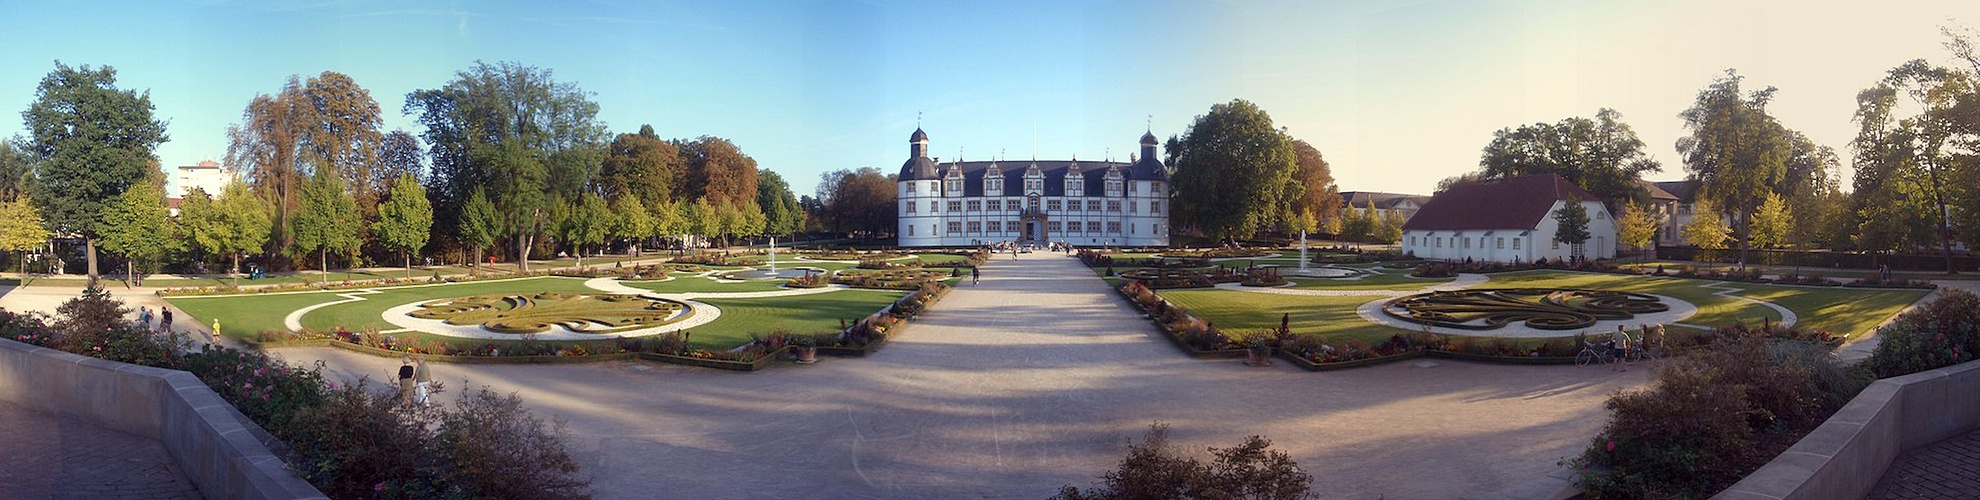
[2,0,1975,198]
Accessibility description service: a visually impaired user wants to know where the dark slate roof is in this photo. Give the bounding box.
[901,156,940,180]
[1402,174,1599,231]
[927,160,1130,197]
[1140,131,1159,145]
[1652,180,1701,203]
[1340,191,1431,210]
[1128,154,1168,181]
[1636,179,1678,201]
[910,128,928,143]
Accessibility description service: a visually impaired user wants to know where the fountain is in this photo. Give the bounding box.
[719,236,819,279]
[1286,229,1367,278]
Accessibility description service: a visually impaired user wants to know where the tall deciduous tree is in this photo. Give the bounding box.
[600,129,679,212]
[756,169,803,236]
[406,61,606,272]
[1682,198,1732,250]
[458,188,499,274]
[563,192,610,266]
[817,167,897,238]
[1168,99,1301,243]
[0,197,51,277]
[0,142,31,202]
[377,172,432,278]
[1478,108,1663,208]
[1677,70,1792,269]
[292,172,363,284]
[1287,139,1340,234]
[177,188,221,266]
[608,195,650,256]
[1749,193,1791,249]
[1553,201,1592,260]
[678,136,758,207]
[216,180,270,288]
[98,178,172,280]
[1617,201,1659,260]
[1851,59,1972,272]
[226,71,384,258]
[22,62,169,285]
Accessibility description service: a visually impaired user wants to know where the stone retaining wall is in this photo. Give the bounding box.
[1716,359,1980,499]
[0,339,325,499]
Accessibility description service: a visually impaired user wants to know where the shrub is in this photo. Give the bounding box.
[1865,288,1980,378]
[431,385,590,499]
[1411,263,1455,278]
[1574,337,1868,498]
[1054,423,1312,500]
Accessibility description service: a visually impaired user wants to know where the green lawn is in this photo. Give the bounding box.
[1739,286,1927,337]
[1158,290,1402,344]
[1151,269,1927,346]
[689,289,908,348]
[168,292,351,337]
[165,275,913,350]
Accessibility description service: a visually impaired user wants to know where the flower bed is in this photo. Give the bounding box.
[919,251,990,268]
[1161,248,1273,259]
[1117,268,1240,289]
[1241,267,1287,287]
[784,271,833,288]
[669,252,763,267]
[1117,281,1244,357]
[833,268,951,289]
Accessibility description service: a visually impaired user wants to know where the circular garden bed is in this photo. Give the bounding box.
[1381,288,1670,331]
[408,292,691,334]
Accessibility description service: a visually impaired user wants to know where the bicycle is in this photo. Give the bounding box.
[1575,339,1615,367]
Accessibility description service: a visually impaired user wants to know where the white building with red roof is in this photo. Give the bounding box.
[1400,173,1617,263]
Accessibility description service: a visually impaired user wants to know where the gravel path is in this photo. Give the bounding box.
[271,253,1646,499]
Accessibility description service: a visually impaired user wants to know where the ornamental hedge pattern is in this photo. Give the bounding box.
[1381,288,1669,331]
[410,292,689,334]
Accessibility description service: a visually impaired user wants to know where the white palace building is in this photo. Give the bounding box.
[897,128,1170,248]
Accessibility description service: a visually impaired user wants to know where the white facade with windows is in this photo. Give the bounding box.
[1400,174,1618,263]
[897,128,1169,247]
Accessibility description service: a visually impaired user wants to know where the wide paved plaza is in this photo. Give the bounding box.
[272,252,1646,498]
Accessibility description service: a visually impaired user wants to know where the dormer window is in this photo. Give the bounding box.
[985,174,1004,197]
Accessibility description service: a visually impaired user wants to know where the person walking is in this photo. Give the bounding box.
[138,307,153,331]
[161,309,174,333]
[414,356,433,407]
[971,267,980,285]
[398,357,416,404]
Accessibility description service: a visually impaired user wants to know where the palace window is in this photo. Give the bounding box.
[1087,200,1102,211]
[1513,239,1521,250]
[905,201,916,214]
[967,200,981,212]
[906,182,915,193]
[1106,221,1123,234]
[1049,221,1063,233]
[908,225,914,236]
[1009,220,1019,231]
[1088,221,1102,233]
[967,221,981,233]
[947,201,962,212]
[986,200,1001,211]
[947,222,962,235]
[1150,201,1161,213]
[1552,240,1560,250]
[1047,199,1062,211]
[1107,201,1121,212]
[1463,237,1470,249]
[987,221,1001,233]
[1128,182,1137,194]
[1496,237,1504,249]
[1595,210,1605,220]
[1129,201,1138,214]
[1026,177,1043,193]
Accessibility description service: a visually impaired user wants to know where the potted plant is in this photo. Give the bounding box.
[793,334,819,364]
[1244,331,1274,367]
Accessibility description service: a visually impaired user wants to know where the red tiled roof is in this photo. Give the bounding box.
[1402,173,1598,231]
